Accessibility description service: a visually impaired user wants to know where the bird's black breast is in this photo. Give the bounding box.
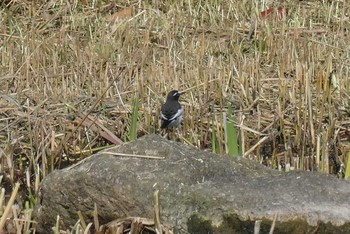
[161,101,181,120]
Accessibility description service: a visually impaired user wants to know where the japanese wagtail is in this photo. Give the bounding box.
[160,90,183,129]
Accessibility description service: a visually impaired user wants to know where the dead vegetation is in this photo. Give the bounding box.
[0,0,349,233]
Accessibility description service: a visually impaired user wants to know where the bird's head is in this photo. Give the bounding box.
[166,90,182,101]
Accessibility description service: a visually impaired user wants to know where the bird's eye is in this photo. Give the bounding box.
[173,92,178,96]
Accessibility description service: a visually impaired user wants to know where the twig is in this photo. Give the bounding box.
[0,183,20,231]
[269,212,278,234]
[244,136,269,157]
[180,78,220,94]
[154,190,162,234]
[103,152,165,160]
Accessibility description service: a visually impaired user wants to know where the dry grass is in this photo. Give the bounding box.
[0,0,349,232]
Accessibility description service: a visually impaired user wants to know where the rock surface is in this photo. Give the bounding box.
[34,134,350,233]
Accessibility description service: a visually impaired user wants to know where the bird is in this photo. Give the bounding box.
[160,90,183,129]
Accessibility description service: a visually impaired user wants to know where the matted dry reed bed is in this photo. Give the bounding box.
[0,0,349,232]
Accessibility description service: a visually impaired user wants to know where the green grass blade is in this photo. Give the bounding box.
[226,105,240,157]
[212,126,219,154]
[129,96,139,141]
[345,151,350,180]
[54,215,60,234]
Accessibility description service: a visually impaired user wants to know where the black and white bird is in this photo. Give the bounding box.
[160,90,183,129]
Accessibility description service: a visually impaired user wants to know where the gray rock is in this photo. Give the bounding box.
[34,134,350,233]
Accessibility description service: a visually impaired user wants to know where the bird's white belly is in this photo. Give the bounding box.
[167,114,183,128]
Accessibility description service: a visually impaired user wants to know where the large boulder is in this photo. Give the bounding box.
[34,134,350,233]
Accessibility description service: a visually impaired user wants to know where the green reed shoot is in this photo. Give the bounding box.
[345,151,350,180]
[211,126,220,154]
[225,105,240,157]
[129,96,139,141]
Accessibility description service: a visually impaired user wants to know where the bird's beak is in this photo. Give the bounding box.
[179,91,185,95]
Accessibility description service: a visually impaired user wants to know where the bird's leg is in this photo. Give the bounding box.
[175,127,182,142]
[166,129,171,140]
[167,128,175,140]
[161,128,169,139]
